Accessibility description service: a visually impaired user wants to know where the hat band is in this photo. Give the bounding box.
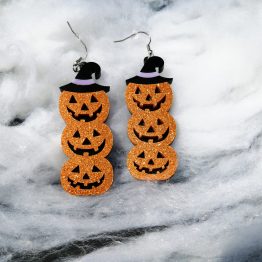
[137,72,159,78]
[72,79,95,85]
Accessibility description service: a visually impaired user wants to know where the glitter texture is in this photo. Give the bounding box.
[127,144,178,180]
[126,82,178,180]
[125,82,173,114]
[59,90,113,195]
[127,111,176,145]
[61,157,113,196]
[59,91,109,125]
[61,122,113,159]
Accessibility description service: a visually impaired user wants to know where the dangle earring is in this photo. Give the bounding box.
[59,22,113,195]
[115,32,178,181]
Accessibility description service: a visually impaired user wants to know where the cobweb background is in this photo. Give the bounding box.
[0,0,262,261]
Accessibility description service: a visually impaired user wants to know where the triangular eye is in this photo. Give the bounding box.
[72,166,80,173]
[91,95,98,102]
[93,130,100,137]
[157,152,164,158]
[155,86,161,93]
[157,119,163,125]
[138,119,145,126]
[73,130,80,138]
[138,151,145,158]
[69,95,77,103]
[135,87,141,94]
[92,165,101,172]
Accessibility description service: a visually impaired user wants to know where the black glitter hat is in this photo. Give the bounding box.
[126,56,173,85]
[60,62,110,93]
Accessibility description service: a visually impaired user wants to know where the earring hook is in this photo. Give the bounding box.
[67,21,88,72]
[114,31,154,58]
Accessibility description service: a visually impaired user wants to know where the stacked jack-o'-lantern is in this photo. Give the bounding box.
[126,56,178,180]
[59,62,113,195]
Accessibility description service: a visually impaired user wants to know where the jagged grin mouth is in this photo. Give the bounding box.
[133,96,166,111]
[67,105,102,122]
[133,128,169,143]
[134,160,169,174]
[67,139,106,156]
[68,175,105,189]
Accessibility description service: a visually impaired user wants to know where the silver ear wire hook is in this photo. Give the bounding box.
[114,31,154,58]
[67,21,88,72]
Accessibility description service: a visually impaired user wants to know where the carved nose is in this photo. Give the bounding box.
[82,138,91,145]
[146,94,152,101]
[148,159,154,165]
[81,103,89,110]
[147,126,154,133]
[83,173,90,179]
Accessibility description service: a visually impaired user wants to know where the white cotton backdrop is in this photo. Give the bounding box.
[0,0,262,261]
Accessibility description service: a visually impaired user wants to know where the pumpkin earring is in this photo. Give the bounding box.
[115,32,178,181]
[59,22,113,195]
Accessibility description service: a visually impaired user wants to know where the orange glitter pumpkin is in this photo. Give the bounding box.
[61,123,113,159]
[59,90,109,124]
[127,144,178,181]
[61,157,113,195]
[125,82,173,114]
[127,111,176,145]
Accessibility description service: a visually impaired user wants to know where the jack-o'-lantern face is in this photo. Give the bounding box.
[61,158,113,195]
[59,91,109,124]
[61,123,113,159]
[128,112,176,145]
[127,144,178,180]
[126,82,173,114]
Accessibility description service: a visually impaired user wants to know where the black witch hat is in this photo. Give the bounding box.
[126,56,173,85]
[60,62,110,93]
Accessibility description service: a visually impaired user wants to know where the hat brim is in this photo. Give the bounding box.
[126,76,173,85]
[59,83,110,93]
